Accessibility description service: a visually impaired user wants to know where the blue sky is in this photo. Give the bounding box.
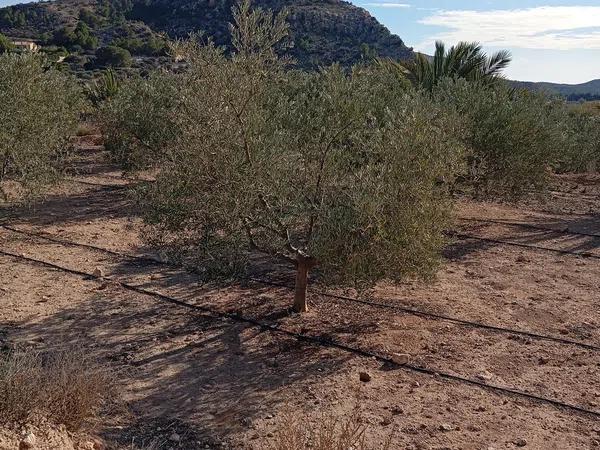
[2,0,599,83]
[353,0,600,83]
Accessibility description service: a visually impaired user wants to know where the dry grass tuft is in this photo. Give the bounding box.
[0,348,117,430]
[266,411,393,450]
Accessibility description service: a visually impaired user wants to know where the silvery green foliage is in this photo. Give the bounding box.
[434,78,567,197]
[560,108,600,173]
[138,1,466,285]
[0,53,83,202]
[99,70,180,170]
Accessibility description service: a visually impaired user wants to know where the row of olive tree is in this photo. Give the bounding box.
[391,41,594,197]
[0,53,83,203]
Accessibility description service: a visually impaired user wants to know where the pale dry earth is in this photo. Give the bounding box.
[1,141,599,449]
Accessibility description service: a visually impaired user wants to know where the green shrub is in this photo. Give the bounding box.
[94,45,132,68]
[0,53,83,202]
[52,22,98,50]
[434,78,566,197]
[0,33,14,54]
[138,1,465,312]
[86,68,120,107]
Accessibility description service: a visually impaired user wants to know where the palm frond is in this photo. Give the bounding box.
[405,40,511,91]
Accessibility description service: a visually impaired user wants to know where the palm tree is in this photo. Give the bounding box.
[408,41,512,91]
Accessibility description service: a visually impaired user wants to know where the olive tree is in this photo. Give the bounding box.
[99,71,180,170]
[434,78,567,197]
[139,1,465,312]
[0,53,83,202]
[560,108,600,173]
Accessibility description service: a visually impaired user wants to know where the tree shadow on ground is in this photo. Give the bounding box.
[65,146,120,178]
[9,281,357,448]
[1,184,136,227]
[453,207,600,260]
[442,237,497,261]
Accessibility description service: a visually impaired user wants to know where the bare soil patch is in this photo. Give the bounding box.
[1,141,600,449]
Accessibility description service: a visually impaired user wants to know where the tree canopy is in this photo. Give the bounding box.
[0,53,83,202]
[103,0,465,312]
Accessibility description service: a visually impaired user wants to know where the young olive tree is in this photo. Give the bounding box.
[141,0,465,312]
[0,53,83,202]
[560,108,600,173]
[99,71,180,170]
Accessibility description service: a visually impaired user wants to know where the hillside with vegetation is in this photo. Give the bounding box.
[0,0,414,70]
[512,78,600,101]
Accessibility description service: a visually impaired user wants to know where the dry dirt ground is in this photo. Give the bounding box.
[1,141,600,450]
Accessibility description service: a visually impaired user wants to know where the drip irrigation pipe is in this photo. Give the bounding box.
[2,248,600,420]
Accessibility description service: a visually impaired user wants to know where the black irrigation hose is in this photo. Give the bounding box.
[449,231,600,260]
[249,278,600,352]
[1,248,600,420]
[1,225,159,265]
[3,224,600,352]
[459,217,600,240]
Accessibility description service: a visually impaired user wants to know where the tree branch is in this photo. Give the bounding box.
[243,218,297,265]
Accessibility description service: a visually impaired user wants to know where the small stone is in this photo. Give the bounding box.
[477,371,493,381]
[19,432,36,449]
[359,371,372,382]
[391,407,404,415]
[439,423,453,432]
[93,267,105,278]
[91,438,106,450]
[380,416,392,426]
[391,353,410,365]
[241,417,252,427]
[516,255,529,263]
[169,433,181,443]
[514,438,527,447]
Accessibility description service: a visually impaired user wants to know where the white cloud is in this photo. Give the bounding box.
[418,6,600,51]
[364,2,410,8]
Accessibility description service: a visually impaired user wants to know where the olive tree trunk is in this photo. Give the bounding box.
[293,255,316,313]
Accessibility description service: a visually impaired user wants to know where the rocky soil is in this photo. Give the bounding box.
[1,140,599,449]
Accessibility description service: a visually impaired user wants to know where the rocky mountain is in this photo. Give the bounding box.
[0,0,414,69]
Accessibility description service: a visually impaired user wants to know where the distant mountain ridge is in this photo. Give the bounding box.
[0,0,415,69]
[512,79,600,101]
